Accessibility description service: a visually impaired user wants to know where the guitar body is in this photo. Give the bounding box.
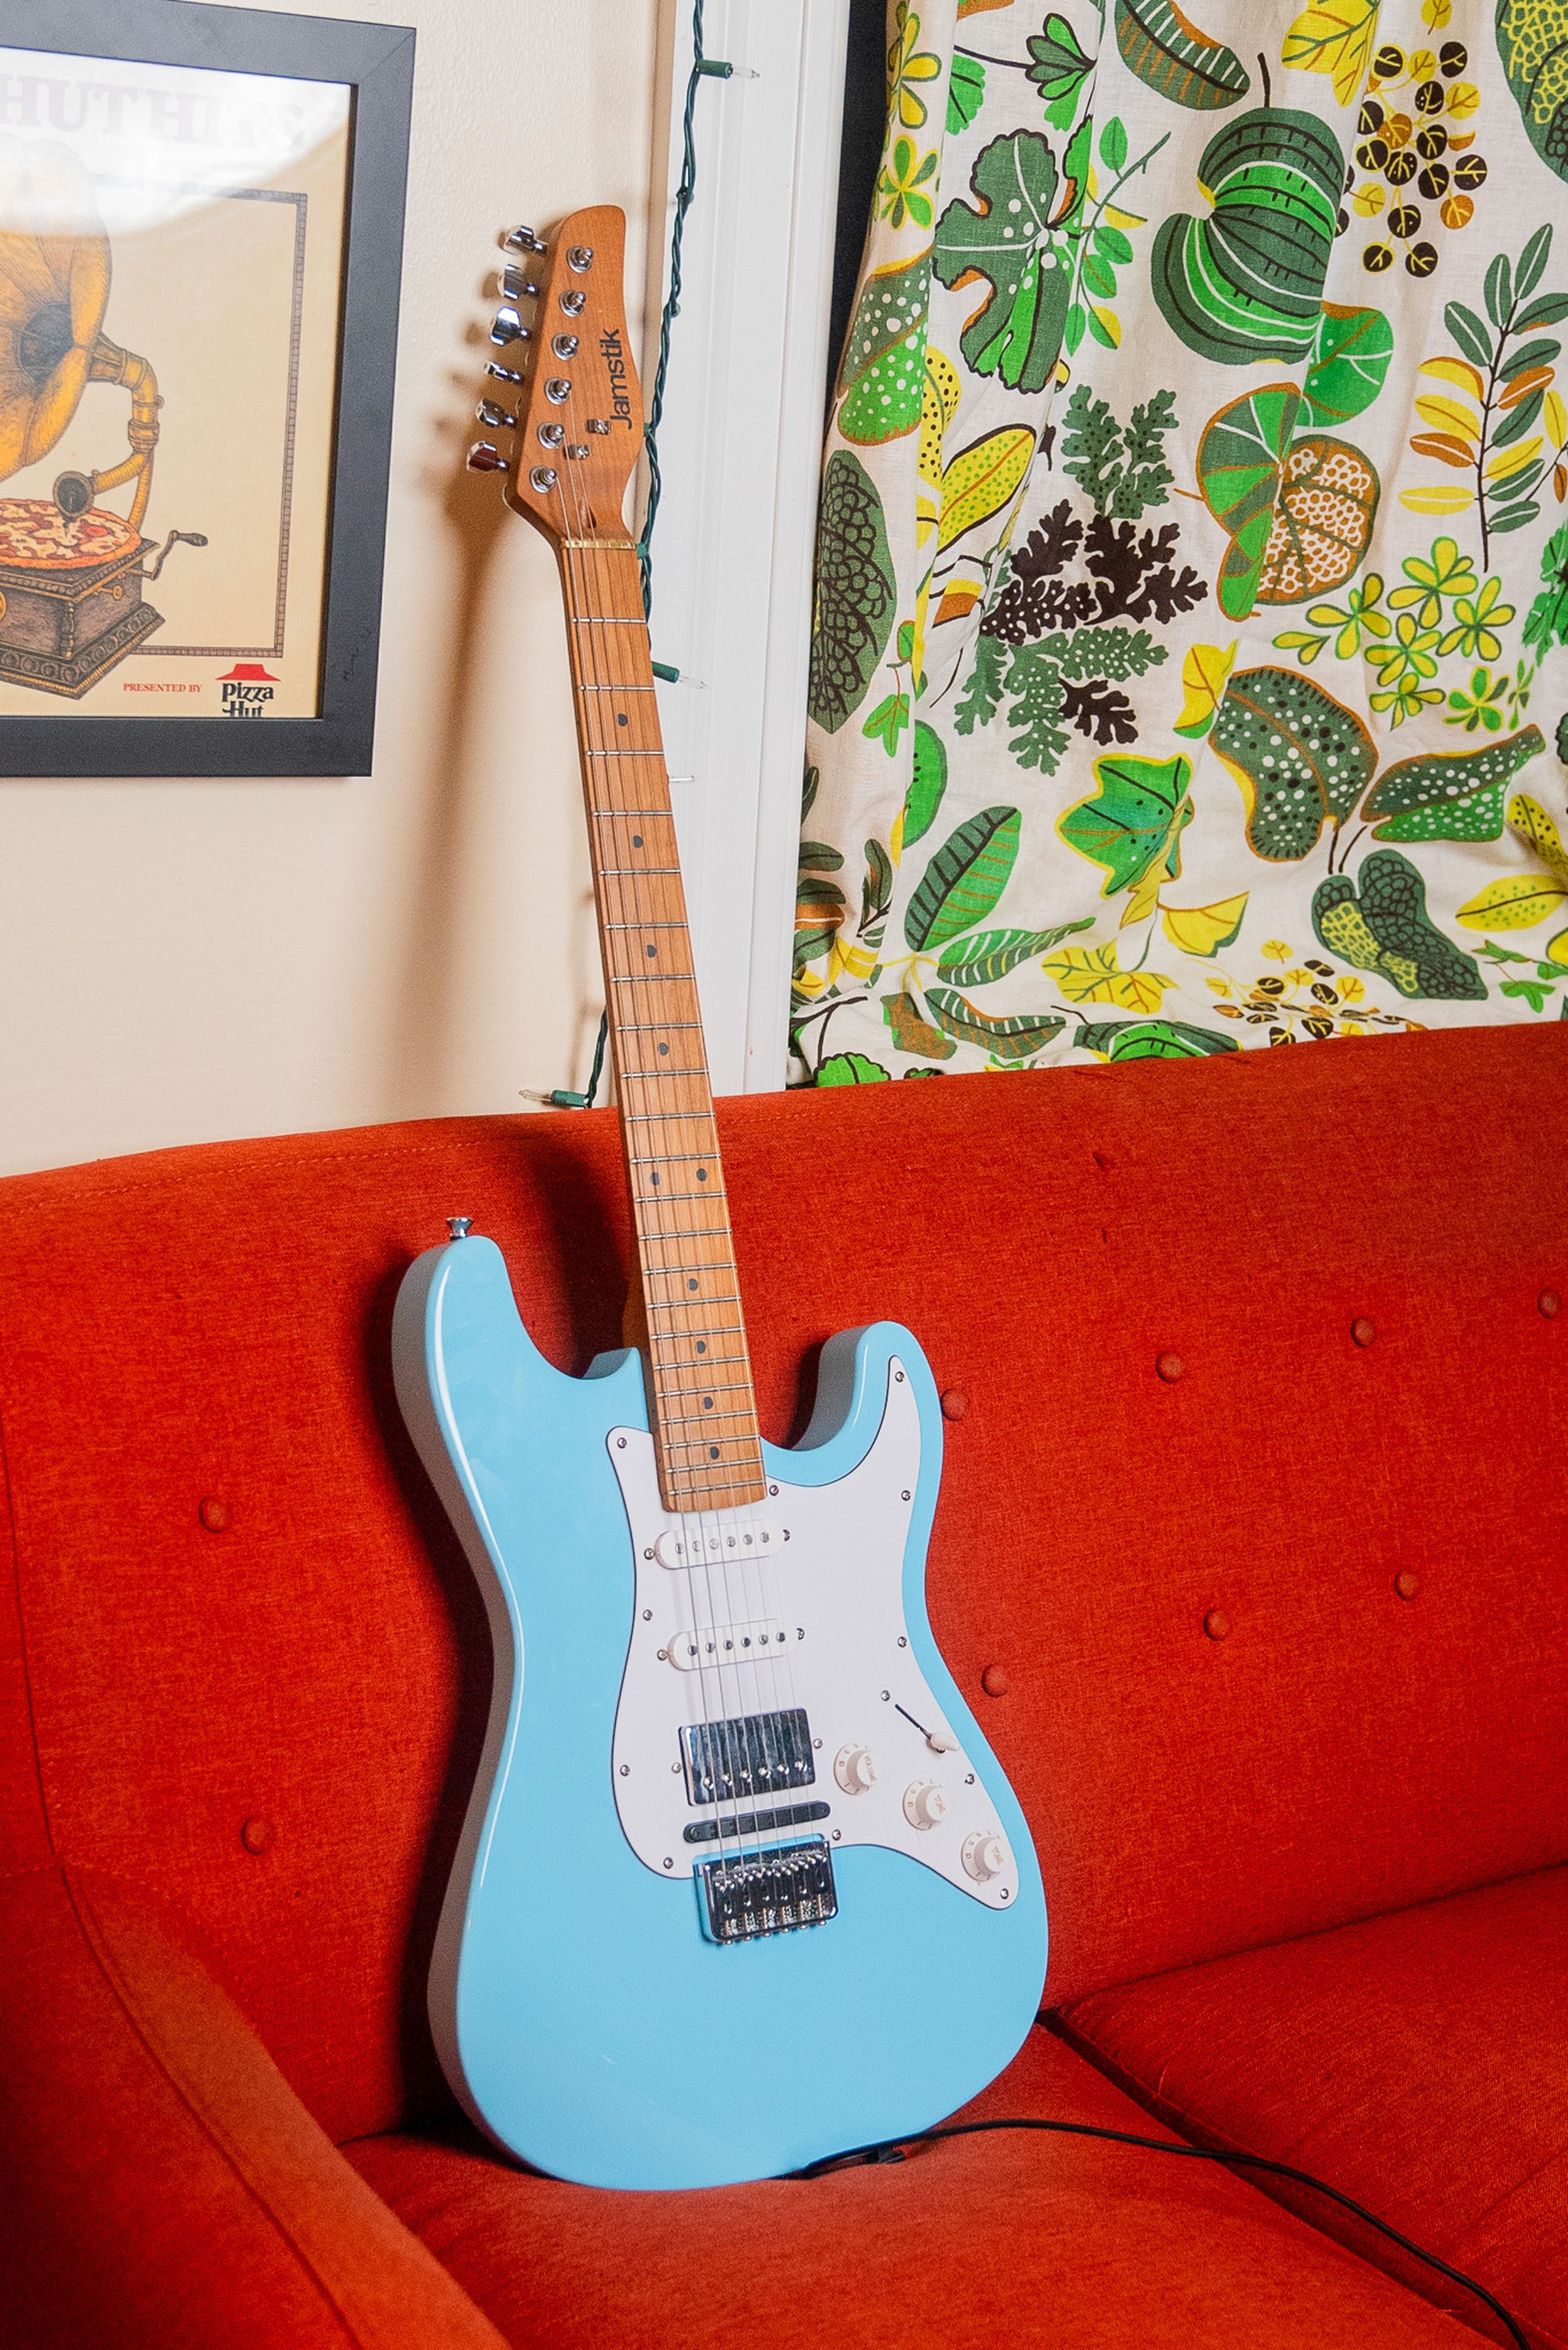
[395,1234,1047,2190]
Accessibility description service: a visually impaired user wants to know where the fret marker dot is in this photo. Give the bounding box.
[632,835,643,848]
[696,1340,708,1354]
[696,1167,708,1182]
[651,1172,660,1187]
[702,1395,714,1410]
[645,944,657,958]
[617,712,628,727]
[687,1278,699,1292]
[709,1446,720,1460]
[657,1042,669,1055]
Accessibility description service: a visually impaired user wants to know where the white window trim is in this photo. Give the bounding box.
[642,0,851,1095]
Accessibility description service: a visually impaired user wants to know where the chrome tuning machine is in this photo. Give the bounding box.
[502,224,547,255]
[466,442,508,473]
[501,263,540,303]
[485,359,525,387]
[476,397,516,431]
[489,305,528,346]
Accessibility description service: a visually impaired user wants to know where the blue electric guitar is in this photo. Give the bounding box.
[393,205,1047,2191]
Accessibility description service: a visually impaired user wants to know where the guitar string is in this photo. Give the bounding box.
[563,464,805,1891]
[559,456,761,1885]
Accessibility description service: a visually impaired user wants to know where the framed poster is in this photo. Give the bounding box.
[0,0,412,775]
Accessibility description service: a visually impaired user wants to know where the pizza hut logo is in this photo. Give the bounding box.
[218,661,278,716]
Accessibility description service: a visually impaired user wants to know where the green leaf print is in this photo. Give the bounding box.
[1313,852,1486,1001]
[1026,15,1095,127]
[947,54,985,134]
[1365,728,1546,843]
[936,918,1094,986]
[1301,305,1394,429]
[1057,753,1194,895]
[1151,108,1343,365]
[1075,1016,1239,1058]
[1211,667,1378,860]
[836,253,932,446]
[1198,383,1301,621]
[808,452,897,734]
[1497,0,1568,188]
[903,722,949,848]
[1113,0,1249,110]
[924,991,1067,1061]
[817,1052,891,1085]
[933,131,1073,393]
[904,808,1023,950]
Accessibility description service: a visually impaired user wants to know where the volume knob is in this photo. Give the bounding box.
[903,1780,949,1831]
[962,1831,1009,1882]
[834,1744,878,1795]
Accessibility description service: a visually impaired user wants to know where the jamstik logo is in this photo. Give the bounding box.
[598,326,632,427]
[217,661,278,717]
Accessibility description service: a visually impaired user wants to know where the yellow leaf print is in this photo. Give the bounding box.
[1174,640,1237,739]
[1420,357,1484,399]
[1161,893,1250,957]
[1488,437,1544,482]
[1282,0,1381,105]
[1041,941,1178,1014]
[918,348,962,490]
[1454,875,1567,931]
[937,425,1036,553]
[1507,794,1568,887]
[1414,393,1482,443]
[1399,486,1476,514]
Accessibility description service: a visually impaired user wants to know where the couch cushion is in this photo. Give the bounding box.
[342,2024,1482,2349]
[1057,1865,1568,2349]
[1,1025,1565,2145]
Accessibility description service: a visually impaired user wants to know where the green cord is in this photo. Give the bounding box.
[549,1,725,1114]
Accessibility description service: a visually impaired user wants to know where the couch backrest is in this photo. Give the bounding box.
[3,1025,1565,2141]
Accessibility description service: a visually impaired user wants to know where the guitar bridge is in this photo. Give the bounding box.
[696,1835,838,1944]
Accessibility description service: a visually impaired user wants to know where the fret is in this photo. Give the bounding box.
[584,749,666,759]
[569,615,647,626]
[623,1110,710,1124]
[645,1292,742,1312]
[578,683,654,693]
[604,921,688,931]
[600,867,681,878]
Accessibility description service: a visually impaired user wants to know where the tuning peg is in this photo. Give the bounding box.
[489,305,528,345]
[501,263,540,302]
[466,442,508,472]
[502,225,547,254]
[476,397,517,429]
[485,359,525,386]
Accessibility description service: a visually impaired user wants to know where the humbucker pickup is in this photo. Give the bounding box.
[696,1836,838,1944]
[679,1708,815,1808]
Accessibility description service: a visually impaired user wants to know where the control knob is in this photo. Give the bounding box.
[834,1744,878,1795]
[903,1779,949,1830]
[962,1831,1009,1883]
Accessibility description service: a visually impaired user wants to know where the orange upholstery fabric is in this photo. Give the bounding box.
[1057,1866,1568,2350]
[0,1862,508,2349]
[0,1023,1563,2341]
[344,2025,1475,2350]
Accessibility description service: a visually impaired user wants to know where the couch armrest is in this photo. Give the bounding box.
[0,1864,510,2350]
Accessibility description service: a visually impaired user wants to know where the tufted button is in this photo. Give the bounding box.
[1541,1289,1561,1319]
[240,1816,275,1855]
[1394,1570,1420,1601]
[1351,1318,1377,1348]
[1156,1352,1184,1383]
[199,1497,231,1532]
[981,1664,1009,1698]
[941,1389,968,1421]
[1203,1610,1230,1642]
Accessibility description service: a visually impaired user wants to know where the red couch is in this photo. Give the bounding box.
[3,1023,1565,2348]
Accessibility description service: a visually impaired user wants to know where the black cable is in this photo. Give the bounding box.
[795,2116,1529,2350]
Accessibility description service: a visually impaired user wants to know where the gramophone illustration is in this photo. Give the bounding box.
[0,139,205,698]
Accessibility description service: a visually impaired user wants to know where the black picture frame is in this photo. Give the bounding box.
[0,0,413,776]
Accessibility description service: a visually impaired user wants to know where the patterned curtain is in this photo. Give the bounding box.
[793,0,1568,1084]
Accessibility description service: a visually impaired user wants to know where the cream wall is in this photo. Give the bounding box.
[0,0,661,1178]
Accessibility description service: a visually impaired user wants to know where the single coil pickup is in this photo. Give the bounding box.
[680,1707,814,1808]
[696,1836,838,1944]
[666,1617,787,1668]
[683,1800,830,1845]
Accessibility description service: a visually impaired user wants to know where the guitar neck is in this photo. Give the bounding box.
[561,536,768,1516]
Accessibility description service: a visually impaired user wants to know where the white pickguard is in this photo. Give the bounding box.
[608,1358,1017,1910]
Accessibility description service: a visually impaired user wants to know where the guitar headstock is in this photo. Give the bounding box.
[467,204,642,547]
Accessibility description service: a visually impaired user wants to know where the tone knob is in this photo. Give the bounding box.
[465,442,508,473]
[834,1744,878,1795]
[903,1779,949,1830]
[489,304,527,346]
[962,1831,1009,1882]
